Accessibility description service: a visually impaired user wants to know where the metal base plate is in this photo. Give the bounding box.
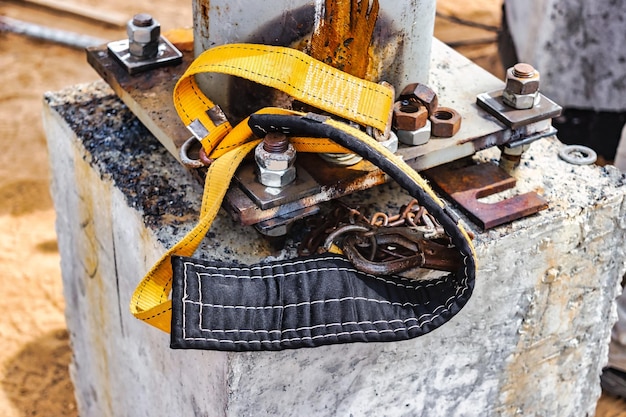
[87,38,558,230]
[235,162,321,210]
[107,37,183,75]
[476,90,562,129]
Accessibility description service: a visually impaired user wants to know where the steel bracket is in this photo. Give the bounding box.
[423,162,548,230]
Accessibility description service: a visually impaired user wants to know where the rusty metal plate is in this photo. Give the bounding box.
[224,154,387,226]
[86,44,191,159]
[87,39,520,171]
[87,38,557,229]
[423,162,548,230]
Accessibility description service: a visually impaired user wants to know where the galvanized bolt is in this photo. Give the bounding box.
[255,133,297,188]
[127,13,161,59]
[503,62,541,109]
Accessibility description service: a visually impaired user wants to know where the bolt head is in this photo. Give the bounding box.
[127,16,161,44]
[505,64,540,95]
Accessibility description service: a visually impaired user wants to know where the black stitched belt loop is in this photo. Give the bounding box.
[171,254,471,351]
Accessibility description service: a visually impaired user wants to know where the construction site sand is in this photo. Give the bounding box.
[0,0,622,415]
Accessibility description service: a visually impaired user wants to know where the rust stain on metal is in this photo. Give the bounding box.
[424,162,548,230]
[226,153,387,226]
[310,0,379,79]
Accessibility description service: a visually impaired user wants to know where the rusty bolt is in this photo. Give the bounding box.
[127,13,161,59]
[255,133,297,187]
[430,107,462,137]
[505,63,540,95]
[399,83,439,116]
[393,100,428,131]
[133,13,154,27]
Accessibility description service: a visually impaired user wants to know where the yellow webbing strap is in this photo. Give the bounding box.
[131,44,475,333]
[130,110,475,332]
[173,43,394,154]
[130,139,260,332]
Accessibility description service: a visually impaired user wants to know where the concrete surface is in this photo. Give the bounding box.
[45,81,626,416]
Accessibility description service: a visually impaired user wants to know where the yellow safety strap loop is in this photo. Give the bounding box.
[130,110,476,332]
[174,43,394,153]
[132,44,474,333]
[130,139,260,332]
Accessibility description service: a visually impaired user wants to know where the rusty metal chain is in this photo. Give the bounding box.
[298,200,461,276]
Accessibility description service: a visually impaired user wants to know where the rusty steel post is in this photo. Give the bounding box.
[192,0,436,122]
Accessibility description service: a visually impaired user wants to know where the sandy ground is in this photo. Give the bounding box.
[0,0,623,415]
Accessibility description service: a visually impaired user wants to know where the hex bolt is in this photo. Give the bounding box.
[263,132,290,153]
[512,63,536,78]
[127,13,161,59]
[132,13,154,27]
[255,133,297,188]
[503,62,541,109]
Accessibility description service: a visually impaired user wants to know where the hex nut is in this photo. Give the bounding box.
[504,63,540,95]
[379,131,399,154]
[393,100,428,131]
[127,15,161,43]
[430,107,461,138]
[397,120,431,146]
[399,83,439,116]
[255,141,297,187]
[129,41,159,59]
[502,89,540,110]
[127,14,160,58]
[257,166,297,188]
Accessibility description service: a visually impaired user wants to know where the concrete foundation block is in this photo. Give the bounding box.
[44,81,626,417]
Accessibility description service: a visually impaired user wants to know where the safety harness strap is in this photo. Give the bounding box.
[173,43,394,153]
[131,44,477,347]
[130,140,260,332]
[171,253,470,351]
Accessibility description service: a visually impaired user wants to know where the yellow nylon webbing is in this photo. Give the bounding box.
[173,43,394,154]
[131,44,475,332]
[130,111,476,332]
[130,139,260,332]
